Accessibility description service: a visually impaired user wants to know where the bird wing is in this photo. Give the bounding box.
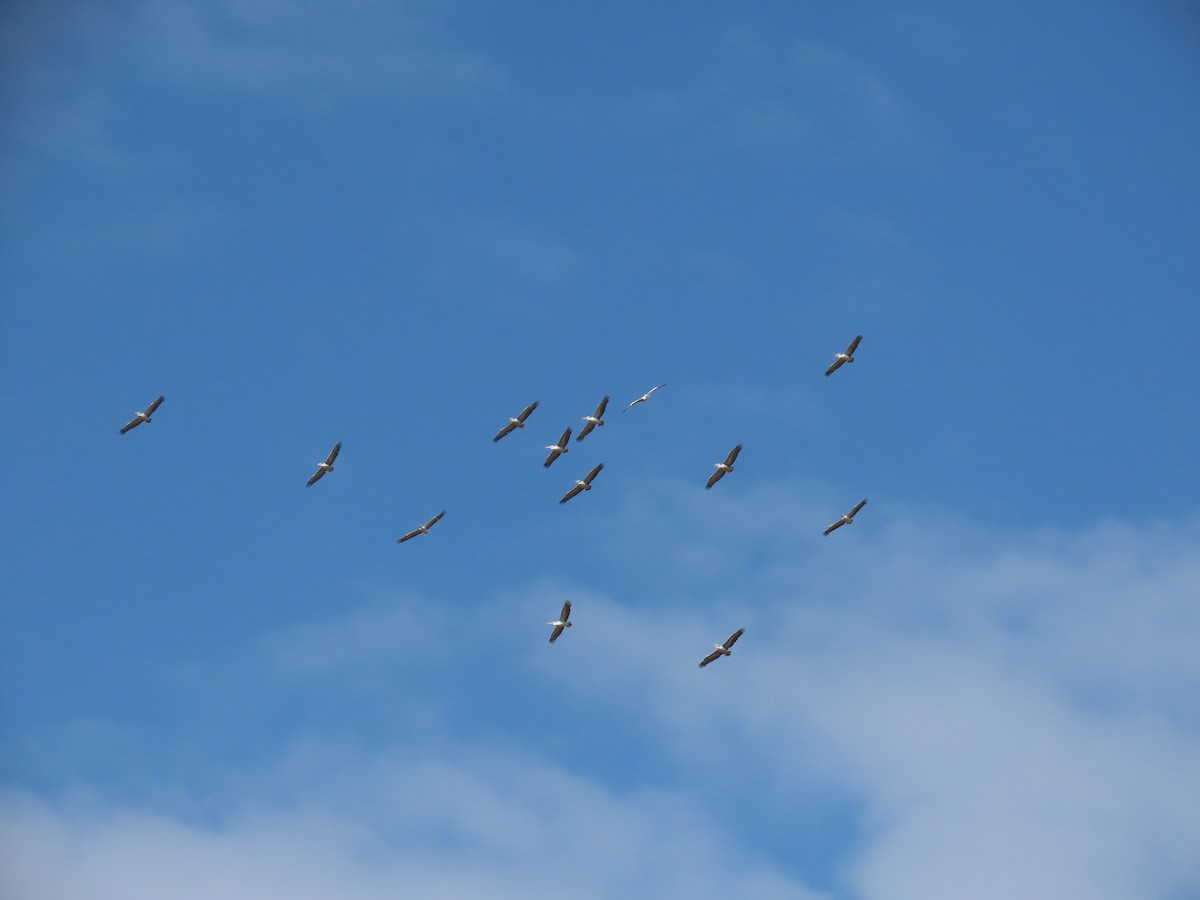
[724,628,744,649]
[424,510,446,529]
[825,357,846,377]
[145,396,165,415]
[560,484,583,504]
[823,518,846,536]
[622,397,641,412]
[706,468,725,489]
[584,463,604,484]
[647,383,666,395]
[517,401,539,422]
[493,421,517,442]
[558,426,573,446]
[549,624,565,643]
[397,529,421,543]
[845,335,863,355]
[544,448,561,468]
[576,421,595,442]
[594,396,610,417]
[560,600,572,622]
[725,444,743,466]
[306,468,326,487]
[325,442,342,465]
[119,417,141,434]
[699,649,722,668]
[849,498,868,518]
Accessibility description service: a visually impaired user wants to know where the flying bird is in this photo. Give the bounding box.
[119,396,165,434]
[623,383,667,412]
[398,510,446,543]
[306,442,342,487]
[823,498,868,536]
[699,628,744,668]
[548,600,573,643]
[560,463,604,504]
[706,444,743,489]
[825,335,863,377]
[493,401,540,442]
[543,427,572,468]
[575,396,610,442]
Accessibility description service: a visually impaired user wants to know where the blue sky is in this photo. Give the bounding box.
[2,1,1199,897]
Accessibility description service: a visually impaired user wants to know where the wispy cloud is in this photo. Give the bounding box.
[786,40,909,134]
[1,0,507,170]
[136,0,509,103]
[418,210,588,291]
[611,30,917,160]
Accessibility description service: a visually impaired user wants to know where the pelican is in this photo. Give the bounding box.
[119,396,165,434]
[398,510,446,543]
[823,498,868,536]
[543,427,572,468]
[493,401,539,442]
[825,335,862,376]
[560,463,604,504]
[306,442,342,487]
[623,383,667,412]
[548,600,572,643]
[706,444,743,489]
[575,396,610,442]
[699,628,744,668]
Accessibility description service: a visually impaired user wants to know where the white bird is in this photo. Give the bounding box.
[699,628,744,668]
[825,335,863,377]
[548,600,572,643]
[306,442,342,487]
[560,463,604,504]
[543,427,572,468]
[398,510,446,543]
[494,401,539,442]
[119,395,165,434]
[706,444,743,489]
[623,383,667,412]
[823,498,868,536]
[575,396,610,442]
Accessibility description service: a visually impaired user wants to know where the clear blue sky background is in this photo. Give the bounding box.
[2,1,1199,897]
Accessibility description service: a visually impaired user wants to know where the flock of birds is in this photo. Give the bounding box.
[119,335,868,669]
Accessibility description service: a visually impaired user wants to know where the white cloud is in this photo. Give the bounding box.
[0,741,822,900]
[4,495,1199,899]
[525,496,1200,898]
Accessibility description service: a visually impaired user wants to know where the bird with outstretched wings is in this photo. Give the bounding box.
[825,335,863,377]
[560,463,604,504]
[494,401,539,442]
[623,383,666,412]
[823,498,868,536]
[306,442,342,487]
[543,427,572,468]
[576,396,610,442]
[706,444,743,489]
[398,510,446,543]
[699,628,744,668]
[119,395,165,434]
[548,600,573,643]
